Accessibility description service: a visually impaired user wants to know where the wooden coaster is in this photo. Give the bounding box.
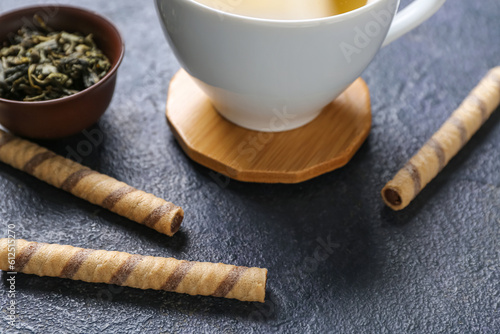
[166,69,371,183]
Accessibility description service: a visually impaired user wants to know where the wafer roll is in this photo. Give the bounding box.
[382,67,500,210]
[0,130,183,236]
[0,239,267,302]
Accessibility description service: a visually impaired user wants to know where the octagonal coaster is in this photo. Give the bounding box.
[166,69,371,184]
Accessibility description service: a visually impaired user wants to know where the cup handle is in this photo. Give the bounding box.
[382,0,446,47]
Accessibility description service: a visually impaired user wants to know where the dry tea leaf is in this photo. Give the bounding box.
[0,15,111,101]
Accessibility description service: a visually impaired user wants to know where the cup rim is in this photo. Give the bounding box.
[180,0,385,24]
[0,4,125,106]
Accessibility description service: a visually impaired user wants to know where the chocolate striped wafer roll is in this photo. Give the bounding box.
[382,67,500,210]
[0,130,183,236]
[0,239,268,302]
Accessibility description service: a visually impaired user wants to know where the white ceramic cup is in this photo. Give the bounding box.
[156,0,446,132]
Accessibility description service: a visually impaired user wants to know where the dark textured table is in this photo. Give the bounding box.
[1,0,499,333]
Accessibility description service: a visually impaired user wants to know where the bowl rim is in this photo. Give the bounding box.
[0,4,125,105]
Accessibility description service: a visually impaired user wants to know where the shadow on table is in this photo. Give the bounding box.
[186,142,380,292]
[0,127,188,252]
[1,272,278,322]
[0,161,189,252]
[380,105,500,226]
[181,138,380,286]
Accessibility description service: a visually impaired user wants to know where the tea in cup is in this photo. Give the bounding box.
[194,0,369,20]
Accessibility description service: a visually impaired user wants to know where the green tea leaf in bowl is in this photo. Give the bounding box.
[0,14,111,102]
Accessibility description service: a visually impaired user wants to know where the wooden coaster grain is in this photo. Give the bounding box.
[166,69,371,184]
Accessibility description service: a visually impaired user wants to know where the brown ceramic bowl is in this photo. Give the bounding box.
[0,5,124,139]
